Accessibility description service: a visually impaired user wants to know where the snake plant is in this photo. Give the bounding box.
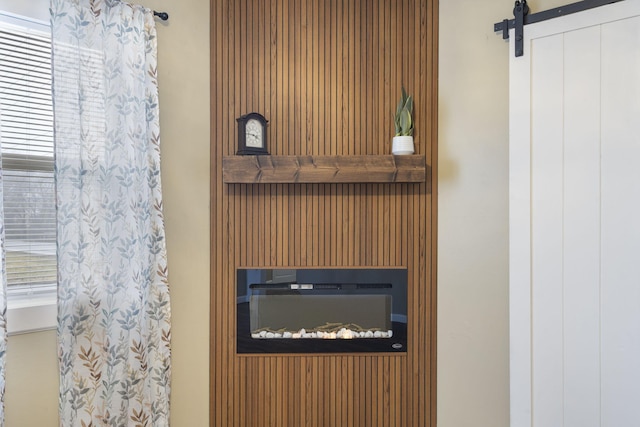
[394,86,414,136]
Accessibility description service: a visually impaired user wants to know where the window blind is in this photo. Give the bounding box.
[0,18,56,295]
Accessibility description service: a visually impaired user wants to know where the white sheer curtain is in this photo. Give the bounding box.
[0,113,7,427]
[51,1,171,425]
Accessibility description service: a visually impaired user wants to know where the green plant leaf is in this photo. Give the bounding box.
[399,108,413,136]
[396,96,404,117]
[405,95,413,115]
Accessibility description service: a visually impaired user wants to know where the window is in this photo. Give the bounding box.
[0,12,56,334]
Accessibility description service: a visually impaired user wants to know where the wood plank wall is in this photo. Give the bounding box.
[210,0,438,425]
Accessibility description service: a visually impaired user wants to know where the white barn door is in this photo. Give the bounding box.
[509,1,640,426]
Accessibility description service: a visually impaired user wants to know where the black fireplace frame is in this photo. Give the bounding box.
[236,267,408,354]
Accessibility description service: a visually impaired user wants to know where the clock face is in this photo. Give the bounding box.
[245,119,263,148]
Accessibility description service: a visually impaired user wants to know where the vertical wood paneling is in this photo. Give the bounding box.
[211,0,437,425]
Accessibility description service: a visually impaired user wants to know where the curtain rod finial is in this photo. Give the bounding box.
[153,11,169,21]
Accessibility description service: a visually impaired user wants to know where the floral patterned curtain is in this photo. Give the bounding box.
[0,115,7,427]
[51,1,171,425]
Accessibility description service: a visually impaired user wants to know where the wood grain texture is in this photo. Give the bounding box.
[211,0,438,425]
[222,155,427,183]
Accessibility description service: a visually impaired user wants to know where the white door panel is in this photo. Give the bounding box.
[530,33,564,427]
[600,15,640,426]
[562,25,602,427]
[509,2,640,426]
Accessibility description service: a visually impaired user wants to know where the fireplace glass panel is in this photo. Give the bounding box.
[251,292,392,338]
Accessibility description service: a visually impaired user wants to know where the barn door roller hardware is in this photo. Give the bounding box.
[494,0,624,58]
[513,0,529,57]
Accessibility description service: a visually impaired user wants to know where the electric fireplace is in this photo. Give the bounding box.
[236,268,408,354]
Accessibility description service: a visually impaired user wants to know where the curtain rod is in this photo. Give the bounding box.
[153,10,169,21]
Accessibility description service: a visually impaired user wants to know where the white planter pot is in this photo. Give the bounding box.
[392,135,414,155]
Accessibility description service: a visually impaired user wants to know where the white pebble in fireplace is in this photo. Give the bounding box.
[251,328,394,339]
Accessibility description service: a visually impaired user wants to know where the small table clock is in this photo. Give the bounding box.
[236,112,268,155]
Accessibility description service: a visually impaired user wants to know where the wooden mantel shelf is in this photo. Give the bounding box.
[222,154,426,184]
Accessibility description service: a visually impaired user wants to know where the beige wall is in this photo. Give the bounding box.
[141,0,210,425]
[437,0,567,426]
